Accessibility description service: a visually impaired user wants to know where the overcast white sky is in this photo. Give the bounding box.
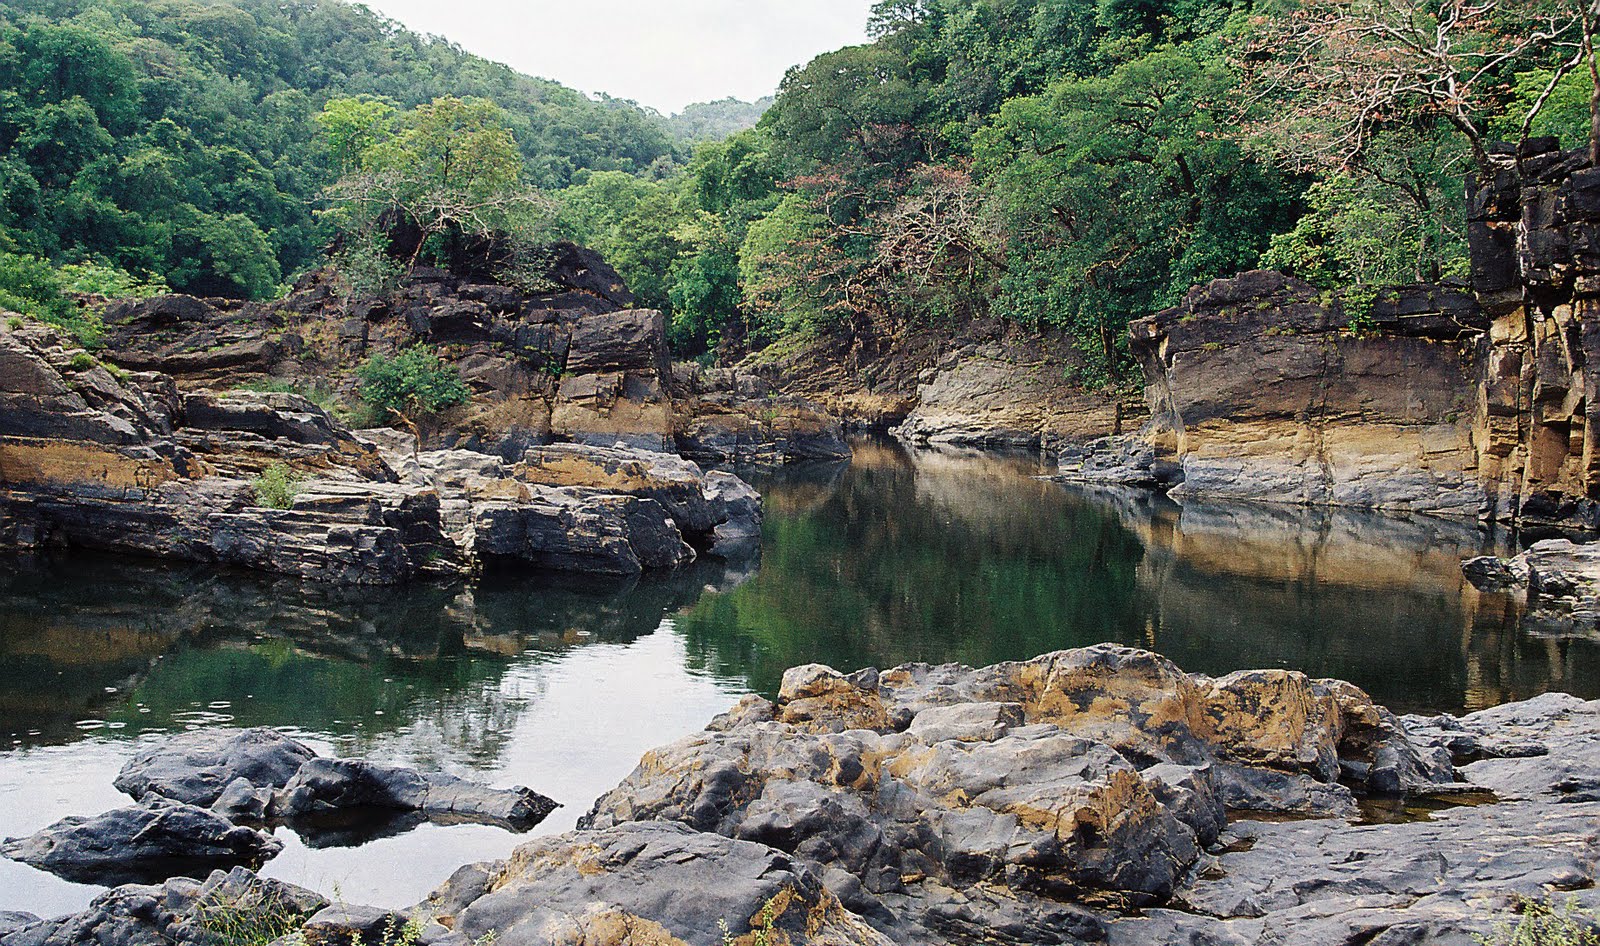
[364,0,876,115]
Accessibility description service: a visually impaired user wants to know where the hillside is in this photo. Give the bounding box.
[0,0,678,298]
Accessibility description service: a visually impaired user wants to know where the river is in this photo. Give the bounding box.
[2,438,1595,916]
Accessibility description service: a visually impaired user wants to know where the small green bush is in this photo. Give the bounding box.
[251,463,303,510]
[1480,898,1600,946]
[67,352,97,371]
[356,347,471,421]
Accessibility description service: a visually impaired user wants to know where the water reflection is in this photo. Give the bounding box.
[2,438,1597,916]
[681,440,1598,714]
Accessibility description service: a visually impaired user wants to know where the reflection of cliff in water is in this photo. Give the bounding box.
[0,553,752,765]
[1085,488,1592,713]
[677,439,1599,715]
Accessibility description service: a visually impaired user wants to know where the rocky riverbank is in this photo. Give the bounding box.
[88,244,849,466]
[0,319,758,584]
[5,645,1595,946]
[1068,139,1600,534]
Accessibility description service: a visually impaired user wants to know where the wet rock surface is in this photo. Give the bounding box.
[1,726,557,887]
[0,321,760,584]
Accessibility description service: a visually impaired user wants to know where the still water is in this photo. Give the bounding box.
[2,439,1596,916]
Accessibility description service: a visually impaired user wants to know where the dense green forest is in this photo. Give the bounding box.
[0,0,745,306]
[2,0,1593,383]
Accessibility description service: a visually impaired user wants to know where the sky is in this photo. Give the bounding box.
[364,0,877,115]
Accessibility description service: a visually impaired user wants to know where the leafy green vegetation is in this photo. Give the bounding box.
[251,463,303,510]
[356,347,471,444]
[0,0,678,299]
[1479,898,1600,946]
[3,0,1591,386]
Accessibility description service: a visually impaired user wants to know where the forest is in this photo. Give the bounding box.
[2,0,1595,384]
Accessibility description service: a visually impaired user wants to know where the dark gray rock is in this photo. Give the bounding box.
[114,727,316,808]
[272,758,558,829]
[0,867,326,946]
[0,916,37,940]
[423,821,893,946]
[0,798,282,886]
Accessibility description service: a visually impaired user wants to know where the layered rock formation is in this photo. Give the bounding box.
[1086,140,1600,530]
[92,244,849,464]
[1114,271,1486,517]
[731,316,1129,451]
[0,320,759,584]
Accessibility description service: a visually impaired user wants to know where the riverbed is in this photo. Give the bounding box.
[2,439,1595,916]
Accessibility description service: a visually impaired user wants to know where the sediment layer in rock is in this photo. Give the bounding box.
[0,321,759,584]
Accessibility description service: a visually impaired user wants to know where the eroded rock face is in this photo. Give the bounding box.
[1118,271,1487,518]
[893,340,1123,452]
[577,646,1453,942]
[672,365,852,464]
[0,321,761,583]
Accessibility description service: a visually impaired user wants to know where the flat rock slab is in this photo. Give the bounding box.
[0,798,281,886]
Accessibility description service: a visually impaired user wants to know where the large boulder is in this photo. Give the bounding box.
[113,728,316,809]
[0,798,282,885]
[272,758,557,829]
[1462,539,1600,636]
[423,821,894,946]
[550,310,676,452]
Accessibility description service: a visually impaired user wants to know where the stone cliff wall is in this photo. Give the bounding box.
[1114,139,1600,530]
[1469,138,1600,530]
[1126,272,1486,518]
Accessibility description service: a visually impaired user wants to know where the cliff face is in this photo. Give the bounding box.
[1470,139,1600,530]
[1127,272,1486,518]
[1115,140,1600,530]
[93,244,845,464]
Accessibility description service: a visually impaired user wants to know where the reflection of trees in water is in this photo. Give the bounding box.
[0,554,748,768]
[679,441,1149,697]
[681,442,1600,715]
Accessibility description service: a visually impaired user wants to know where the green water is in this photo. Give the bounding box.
[1,438,1595,916]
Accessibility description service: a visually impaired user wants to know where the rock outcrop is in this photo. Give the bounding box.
[0,867,332,946]
[91,244,852,465]
[113,727,558,831]
[672,365,851,464]
[1464,538,1600,636]
[0,320,760,584]
[0,798,282,886]
[1103,271,1487,518]
[8,651,1598,946]
[571,646,1453,942]
[727,316,1131,451]
[1092,139,1600,530]
[4,726,556,885]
